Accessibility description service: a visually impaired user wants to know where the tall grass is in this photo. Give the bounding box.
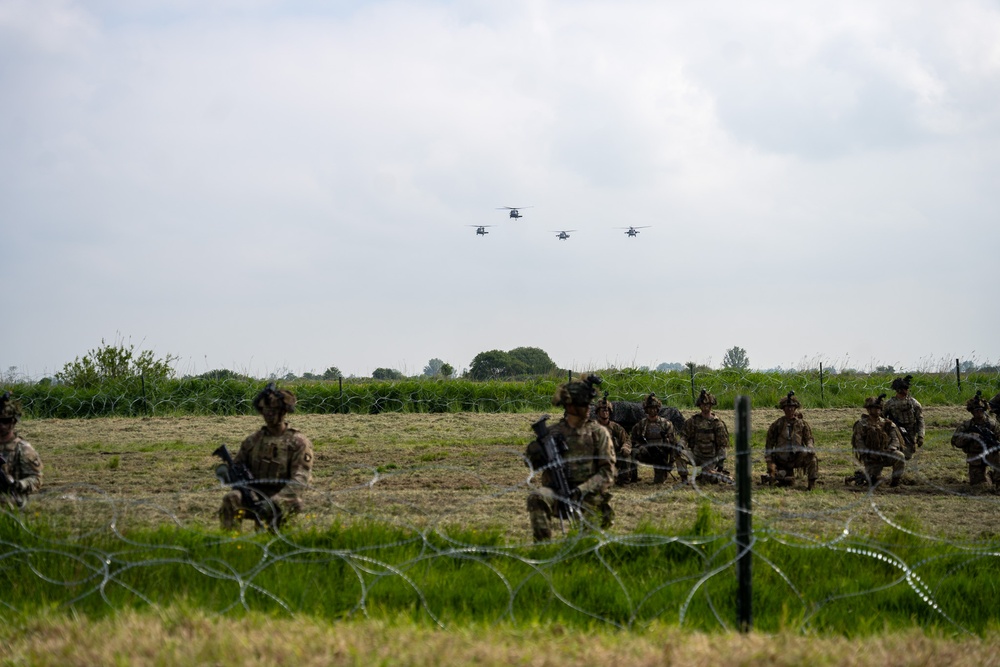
[8,369,999,419]
[1,510,996,635]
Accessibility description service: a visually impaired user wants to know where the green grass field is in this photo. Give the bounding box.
[2,406,1000,664]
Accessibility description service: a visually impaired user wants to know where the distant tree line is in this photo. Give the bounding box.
[22,338,1000,390]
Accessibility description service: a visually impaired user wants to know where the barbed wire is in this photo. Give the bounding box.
[4,367,999,418]
[1,440,997,632]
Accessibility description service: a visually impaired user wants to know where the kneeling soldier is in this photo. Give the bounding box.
[595,395,633,486]
[951,391,1000,489]
[216,384,314,530]
[0,393,42,508]
[632,393,692,484]
[764,392,818,490]
[682,389,730,484]
[525,376,615,541]
[850,394,905,488]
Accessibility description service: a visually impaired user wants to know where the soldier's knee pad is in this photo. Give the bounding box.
[526,493,550,514]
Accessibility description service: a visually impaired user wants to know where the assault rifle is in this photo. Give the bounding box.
[212,444,281,529]
[0,455,24,508]
[886,415,915,452]
[531,415,583,532]
[960,423,1000,461]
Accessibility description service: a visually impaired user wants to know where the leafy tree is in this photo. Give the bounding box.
[440,363,454,379]
[468,350,526,380]
[372,367,403,380]
[959,360,977,373]
[56,337,177,389]
[721,346,750,371]
[507,347,557,375]
[193,369,249,381]
[656,362,684,372]
[423,358,445,377]
[874,365,896,374]
[322,367,342,380]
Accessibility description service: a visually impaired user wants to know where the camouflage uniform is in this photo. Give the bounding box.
[525,376,615,541]
[950,393,1000,488]
[989,392,1000,420]
[765,415,818,489]
[0,395,41,508]
[632,394,692,484]
[681,391,730,483]
[882,376,924,460]
[526,418,616,539]
[218,385,314,529]
[595,397,633,485]
[604,420,633,486]
[851,396,905,487]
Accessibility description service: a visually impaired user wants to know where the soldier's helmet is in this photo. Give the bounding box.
[252,382,297,414]
[890,374,914,392]
[778,391,801,409]
[0,392,21,423]
[863,394,887,409]
[553,374,602,407]
[643,393,662,411]
[695,389,717,407]
[966,390,989,413]
[595,392,613,412]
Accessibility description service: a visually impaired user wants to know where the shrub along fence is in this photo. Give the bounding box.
[7,367,999,419]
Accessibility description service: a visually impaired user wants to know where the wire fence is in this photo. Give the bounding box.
[5,366,1000,418]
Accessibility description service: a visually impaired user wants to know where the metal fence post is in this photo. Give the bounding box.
[689,363,696,405]
[339,376,344,414]
[956,359,962,390]
[819,363,824,401]
[735,394,753,633]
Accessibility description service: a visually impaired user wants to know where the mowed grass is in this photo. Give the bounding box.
[3,407,1000,663]
[18,406,996,541]
[4,612,1000,667]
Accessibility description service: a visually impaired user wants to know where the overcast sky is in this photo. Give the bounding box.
[2,0,998,379]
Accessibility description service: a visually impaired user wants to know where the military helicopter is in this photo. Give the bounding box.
[617,226,651,237]
[497,206,532,219]
[550,230,576,240]
[468,225,494,236]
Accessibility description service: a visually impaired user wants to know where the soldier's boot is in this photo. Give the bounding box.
[219,509,234,530]
[807,477,817,491]
[529,510,552,542]
[890,475,902,488]
[969,464,987,486]
[652,468,667,484]
[600,501,614,529]
[219,495,243,530]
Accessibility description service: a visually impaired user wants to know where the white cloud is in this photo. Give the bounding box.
[1,0,998,378]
